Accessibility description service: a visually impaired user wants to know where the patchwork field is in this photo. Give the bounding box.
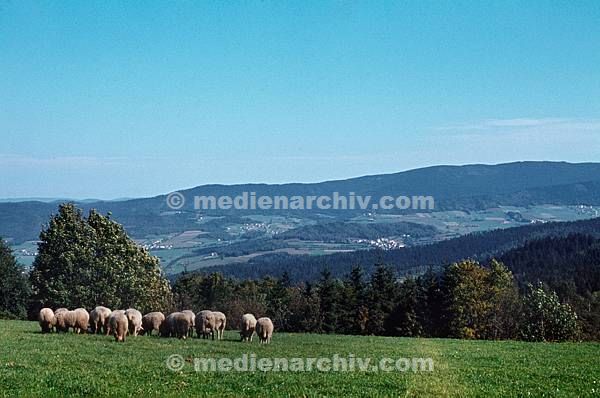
[13,205,599,275]
[0,320,598,397]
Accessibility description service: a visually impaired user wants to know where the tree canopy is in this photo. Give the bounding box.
[30,203,172,313]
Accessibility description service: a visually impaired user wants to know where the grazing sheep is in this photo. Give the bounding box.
[125,308,143,336]
[160,313,178,338]
[53,307,68,331]
[161,312,189,339]
[54,309,74,332]
[109,311,129,342]
[195,310,216,340]
[141,312,165,336]
[181,310,195,338]
[72,308,90,334]
[38,308,55,333]
[159,314,172,337]
[172,312,190,339]
[54,308,68,315]
[106,310,125,336]
[256,317,274,344]
[212,311,227,340]
[240,313,257,342]
[90,306,112,335]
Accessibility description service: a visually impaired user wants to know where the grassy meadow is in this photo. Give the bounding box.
[0,320,598,397]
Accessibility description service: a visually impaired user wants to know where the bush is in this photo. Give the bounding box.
[520,283,579,342]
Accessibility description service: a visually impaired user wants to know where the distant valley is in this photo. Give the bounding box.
[4,161,600,276]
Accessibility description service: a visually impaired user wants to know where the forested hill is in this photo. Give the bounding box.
[499,234,600,339]
[500,234,600,296]
[273,221,437,241]
[3,161,600,243]
[195,216,600,282]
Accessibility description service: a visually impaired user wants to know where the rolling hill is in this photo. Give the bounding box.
[3,161,600,244]
[196,216,600,282]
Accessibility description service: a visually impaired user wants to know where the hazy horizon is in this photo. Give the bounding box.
[1,159,598,201]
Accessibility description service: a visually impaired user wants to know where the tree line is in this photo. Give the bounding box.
[171,261,580,342]
[0,203,595,341]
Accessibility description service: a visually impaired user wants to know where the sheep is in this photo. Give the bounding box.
[212,311,227,340]
[54,308,87,333]
[54,309,72,332]
[181,310,195,338]
[172,312,191,339]
[109,311,129,342]
[159,314,172,337]
[240,313,257,342]
[141,312,165,336]
[105,310,125,336]
[195,310,216,340]
[160,312,177,337]
[38,308,55,333]
[90,306,112,335]
[256,317,274,344]
[72,308,90,334]
[161,312,189,339]
[53,308,70,332]
[125,308,143,336]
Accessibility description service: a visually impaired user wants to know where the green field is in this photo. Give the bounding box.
[1,321,598,397]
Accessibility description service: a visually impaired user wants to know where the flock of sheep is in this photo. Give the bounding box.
[38,307,274,343]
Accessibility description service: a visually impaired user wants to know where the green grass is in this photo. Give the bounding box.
[0,320,599,397]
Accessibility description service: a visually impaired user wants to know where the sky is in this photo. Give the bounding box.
[1,1,600,199]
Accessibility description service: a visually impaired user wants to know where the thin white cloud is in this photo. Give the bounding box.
[437,117,600,134]
[0,154,135,167]
[0,153,395,168]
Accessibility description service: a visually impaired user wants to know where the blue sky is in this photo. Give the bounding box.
[2,1,600,199]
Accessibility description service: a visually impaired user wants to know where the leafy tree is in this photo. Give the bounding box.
[223,279,267,329]
[444,259,519,339]
[30,203,172,313]
[520,282,579,342]
[444,260,490,338]
[0,238,31,319]
[484,259,520,339]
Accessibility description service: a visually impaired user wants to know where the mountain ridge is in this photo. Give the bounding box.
[3,161,600,244]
